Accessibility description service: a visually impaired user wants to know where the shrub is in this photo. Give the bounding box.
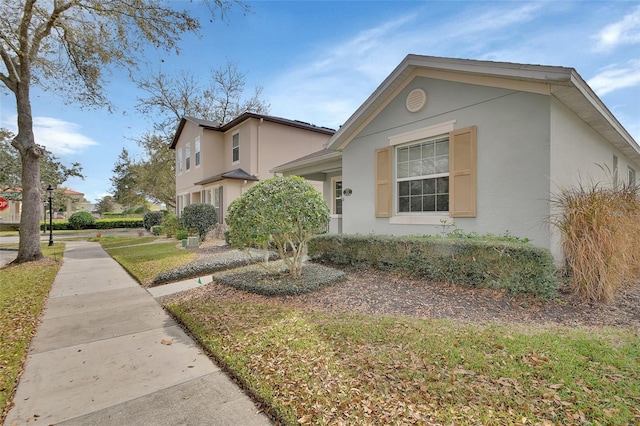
[162,212,179,237]
[309,235,558,299]
[151,225,164,236]
[143,211,165,231]
[176,228,189,240]
[551,182,640,302]
[180,203,217,241]
[68,211,95,230]
[226,176,329,277]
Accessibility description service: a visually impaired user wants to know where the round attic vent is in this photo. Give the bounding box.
[406,88,427,112]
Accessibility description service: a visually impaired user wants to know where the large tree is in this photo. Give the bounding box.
[0,128,84,192]
[118,61,270,209]
[0,0,244,263]
[110,148,145,210]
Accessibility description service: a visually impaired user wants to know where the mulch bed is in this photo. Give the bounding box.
[165,242,640,329]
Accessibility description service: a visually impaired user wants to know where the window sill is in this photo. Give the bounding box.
[389,215,452,225]
[330,214,342,219]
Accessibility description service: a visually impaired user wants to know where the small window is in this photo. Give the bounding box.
[185,143,191,170]
[177,149,183,174]
[195,137,201,167]
[629,167,637,187]
[396,136,449,213]
[232,133,239,163]
[613,155,619,188]
[332,178,343,215]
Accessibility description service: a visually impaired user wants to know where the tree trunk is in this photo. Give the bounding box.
[12,76,44,264]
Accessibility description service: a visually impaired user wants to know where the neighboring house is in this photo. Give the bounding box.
[0,187,86,222]
[272,54,640,262]
[170,112,334,223]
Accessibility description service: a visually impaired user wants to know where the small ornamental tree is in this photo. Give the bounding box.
[180,203,218,241]
[226,176,330,277]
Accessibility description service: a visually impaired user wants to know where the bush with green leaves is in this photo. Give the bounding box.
[68,211,95,230]
[143,211,165,231]
[309,234,558,299]
[180,203,218,241]
[162,212,179,237]
[226,175,330,277]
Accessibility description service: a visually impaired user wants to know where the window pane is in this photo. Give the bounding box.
[437,177,449,194]
[409,145,421,161]
[397,163,408,179]
[399,197,410,212]
[422,158,435,175]
[335,199,342,215]
[397,147,409,162]
[423,195,435,211]
[409,160,423,177]
[435,155,448,173]
[410,195,422,212]
[436,140,449,156]
[410,180,422,195]
[422,142,434,158]
[437,195,449,212]
[398,181,409,196]
[423,178,436,195]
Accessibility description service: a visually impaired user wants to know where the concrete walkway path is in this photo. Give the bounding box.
[5,241,271,426]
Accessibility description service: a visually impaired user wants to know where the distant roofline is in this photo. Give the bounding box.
[170,112,335,149]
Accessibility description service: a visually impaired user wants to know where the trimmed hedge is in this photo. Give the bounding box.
[40,218,144,231]
[308,235,558,299]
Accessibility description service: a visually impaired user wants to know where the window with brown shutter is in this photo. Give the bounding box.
[449,126,477,217]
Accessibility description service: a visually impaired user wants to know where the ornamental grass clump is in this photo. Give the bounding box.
[551,182,640,303]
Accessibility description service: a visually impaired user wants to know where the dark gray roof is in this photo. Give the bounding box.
[170,112,335,149]
[193,169,259,186]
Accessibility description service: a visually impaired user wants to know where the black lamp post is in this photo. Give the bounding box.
[47,185,54,246]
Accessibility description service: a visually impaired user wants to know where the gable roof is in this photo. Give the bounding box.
[326,54,639,164]
[170,112,335,149]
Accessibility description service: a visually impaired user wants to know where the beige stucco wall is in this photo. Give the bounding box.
[173,117,332,221]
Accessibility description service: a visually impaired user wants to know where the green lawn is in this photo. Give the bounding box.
[100,237,196,286]
[0,244,64,423]
[168,300,640,425]
[76,236,640,425]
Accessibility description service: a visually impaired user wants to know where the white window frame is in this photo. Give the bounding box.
[232,133,240,164]
[629,166,636,187]
[177,148,183,175]
[388,121,455,225]
[331,176,343,217]
[185,143,191,171]
[195,136,201,167]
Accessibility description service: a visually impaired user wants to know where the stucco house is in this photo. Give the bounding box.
[170,112,334,223]
[273,54,640,262]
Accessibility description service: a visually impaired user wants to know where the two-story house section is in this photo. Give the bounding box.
[170,112,335,223]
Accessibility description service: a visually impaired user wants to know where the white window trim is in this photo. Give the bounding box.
[177,148,183,175]
[185,143,191,171]
[388,120,455,146]
[195,136,201,168]
[330,176,343,217]
[389,121,456,221]
[232,133,240,165]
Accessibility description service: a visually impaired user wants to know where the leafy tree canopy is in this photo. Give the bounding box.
[1,0,246,263]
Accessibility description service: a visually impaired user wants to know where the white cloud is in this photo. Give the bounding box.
[4,115,99,155]
[593,5,640,52]
[588,60,640,96]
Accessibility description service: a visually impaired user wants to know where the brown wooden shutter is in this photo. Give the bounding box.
[450,126,477,217]
[375,146,392,218]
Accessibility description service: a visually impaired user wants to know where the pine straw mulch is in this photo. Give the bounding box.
[164,243,640,330]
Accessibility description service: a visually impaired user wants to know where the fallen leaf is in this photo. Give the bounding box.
[161,339,173,345]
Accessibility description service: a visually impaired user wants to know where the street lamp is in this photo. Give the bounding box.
[47,185,54,246]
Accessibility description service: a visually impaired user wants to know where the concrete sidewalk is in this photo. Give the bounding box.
[5,241,271,426]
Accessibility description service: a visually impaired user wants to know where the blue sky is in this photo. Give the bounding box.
[1,0,639,203]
